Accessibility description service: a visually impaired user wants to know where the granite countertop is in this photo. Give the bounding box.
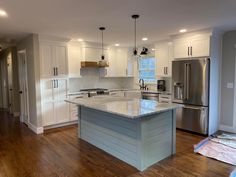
[65,96,179,119]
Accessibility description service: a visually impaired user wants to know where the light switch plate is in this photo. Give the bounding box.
[227,82,234,89]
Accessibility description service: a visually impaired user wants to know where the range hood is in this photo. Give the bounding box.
[81,61,109,68]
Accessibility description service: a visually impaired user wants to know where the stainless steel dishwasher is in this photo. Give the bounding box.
[141,92,159,101]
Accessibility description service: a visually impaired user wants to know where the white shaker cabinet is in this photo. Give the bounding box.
[67,43,82,78]
[155,41,173,77]
[40,41,68,78]
[41,78,69,126]
[173,35,210,59]
[104,48,133,77]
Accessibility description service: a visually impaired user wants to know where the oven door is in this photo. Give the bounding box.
[176,105,208,135]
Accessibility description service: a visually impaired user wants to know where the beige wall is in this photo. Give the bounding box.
[17,34,42,127]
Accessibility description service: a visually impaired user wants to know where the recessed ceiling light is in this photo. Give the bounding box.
[151,48,156,51]
[0,9,7,17]
[115,44,120,46]
[179,29,187,33]
[142,37,148,41]
[77,38,84,42]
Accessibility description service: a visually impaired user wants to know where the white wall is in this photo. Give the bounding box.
[220,30,236,131]
[17,34,42,128]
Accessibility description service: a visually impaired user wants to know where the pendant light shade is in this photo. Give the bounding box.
[99,27,106,60]
[132,14,139,56]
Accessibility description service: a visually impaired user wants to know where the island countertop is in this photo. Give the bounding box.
[65,96,180,119]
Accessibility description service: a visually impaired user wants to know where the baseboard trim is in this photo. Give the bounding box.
[44,120,78,130]
[28,123,44,134]
[13,112,20,117]
[219,124,236,133]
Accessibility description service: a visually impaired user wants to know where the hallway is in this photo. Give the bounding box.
[0,109,234,177]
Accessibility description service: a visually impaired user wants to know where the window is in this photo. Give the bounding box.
[138,57,156,82]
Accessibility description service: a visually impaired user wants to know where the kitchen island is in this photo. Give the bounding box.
[66,96,179,171]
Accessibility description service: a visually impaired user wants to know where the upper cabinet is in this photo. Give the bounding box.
[40,41,68,78]
[102,47,134,77]
[155,41,173,77]
[67,43,82,78]
[173,34,210,59]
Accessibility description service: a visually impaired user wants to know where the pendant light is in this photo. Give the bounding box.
[99,27,105,60]
[132,14,139,56]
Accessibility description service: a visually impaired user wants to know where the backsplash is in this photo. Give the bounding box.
[68,68,134,92]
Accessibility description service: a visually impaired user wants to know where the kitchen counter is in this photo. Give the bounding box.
[66,96,179,171]
[66,96,179,119]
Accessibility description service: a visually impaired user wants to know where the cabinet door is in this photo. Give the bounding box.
[116,49,128,76]
[191,37,210,57]
[40,44,54,78]
[173,40,190,59]
[83,47,108,61]
[54,79,69,123]
[68,44,81,78]
[41,80,56,126]
[156,44,169,77]
[53,45,68,77]
[127,58,134,77]
[106,48,117,76]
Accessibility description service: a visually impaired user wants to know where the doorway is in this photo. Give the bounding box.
[18,50,29,125]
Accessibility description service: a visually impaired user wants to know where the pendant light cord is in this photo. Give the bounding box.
[134,18,136,51]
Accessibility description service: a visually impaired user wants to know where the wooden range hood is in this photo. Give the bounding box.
[81,61,109,68]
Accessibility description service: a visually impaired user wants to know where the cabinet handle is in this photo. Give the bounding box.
[56,80,59,88]
[126,69,128,76]
[53,67,55,76]
[190,46,193,56]
[56,67,58,76]
[187,47,190,56]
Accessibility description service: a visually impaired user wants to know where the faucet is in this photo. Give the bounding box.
[139,79,147,90]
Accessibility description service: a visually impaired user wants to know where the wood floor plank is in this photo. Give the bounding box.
[0,110,234,177]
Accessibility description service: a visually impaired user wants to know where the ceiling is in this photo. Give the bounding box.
[1,0,236,46]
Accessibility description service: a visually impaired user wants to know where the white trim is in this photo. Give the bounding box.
[219,124,236,133]
[28,123,44,134]
[43,120,77,130]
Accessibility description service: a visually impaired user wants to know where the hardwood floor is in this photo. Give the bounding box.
[0,110,234,177]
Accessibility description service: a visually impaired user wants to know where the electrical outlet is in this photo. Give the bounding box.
[227,82,234,89]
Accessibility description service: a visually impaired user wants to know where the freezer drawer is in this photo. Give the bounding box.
[176,105,208,134]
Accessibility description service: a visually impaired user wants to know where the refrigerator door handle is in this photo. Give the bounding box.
[186,63,190,100]
[184,63,187,100]
[183,105,205,110]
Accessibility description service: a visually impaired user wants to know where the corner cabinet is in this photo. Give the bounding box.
[155,41,173,77]
[41,78,70,126]
[40,41,68,78]
[173,34,210,59]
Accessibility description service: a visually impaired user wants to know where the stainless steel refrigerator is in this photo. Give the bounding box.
[172,58,210,135]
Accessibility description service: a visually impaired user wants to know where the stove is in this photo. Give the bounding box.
[80,88,109,97]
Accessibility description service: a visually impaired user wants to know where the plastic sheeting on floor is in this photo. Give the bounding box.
[194,133,236,166]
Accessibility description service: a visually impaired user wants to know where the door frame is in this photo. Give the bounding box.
[18,49,30,125]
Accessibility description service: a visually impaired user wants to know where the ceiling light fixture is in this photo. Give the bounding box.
[142,37,148,41]
[77,38,83,42]
[151,48,156,51]
[0,9,7,17]
[132,14,139,56]
[115,44,120,46]
[179,29,187,33]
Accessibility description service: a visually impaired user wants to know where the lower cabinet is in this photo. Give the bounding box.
[41,78,70,126]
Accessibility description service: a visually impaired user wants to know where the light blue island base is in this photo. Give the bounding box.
[78,106,176,171]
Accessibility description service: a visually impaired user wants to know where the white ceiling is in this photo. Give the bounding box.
[1,0,236,46]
